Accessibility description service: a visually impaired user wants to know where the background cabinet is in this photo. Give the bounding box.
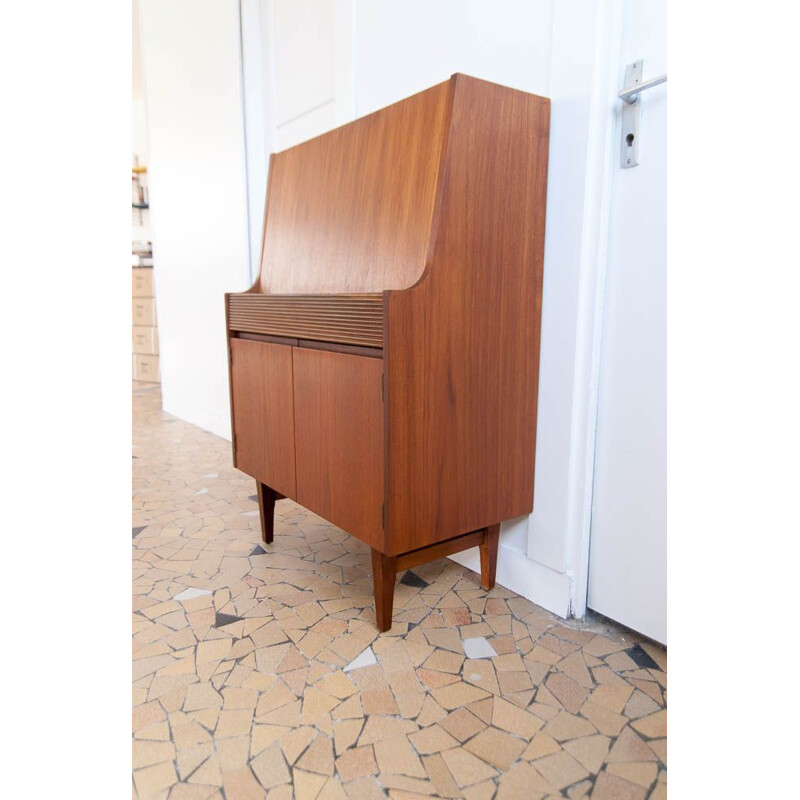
[132,267,160,383]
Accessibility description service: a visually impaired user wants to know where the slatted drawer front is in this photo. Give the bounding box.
[228,293,383,349]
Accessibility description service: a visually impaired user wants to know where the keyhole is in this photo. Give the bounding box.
[626,133,635,147]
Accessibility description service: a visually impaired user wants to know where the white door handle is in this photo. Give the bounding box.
[620,60,667,168]
[619,72,667,105]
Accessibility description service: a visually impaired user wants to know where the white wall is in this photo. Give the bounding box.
[354,0,552,114]
[142,0,626,619]
[139,0,251,439]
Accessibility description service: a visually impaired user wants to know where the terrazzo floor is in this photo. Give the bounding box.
[133,382,667,800]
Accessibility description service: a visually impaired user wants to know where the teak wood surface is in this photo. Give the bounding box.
[225,74,550,629]
[384,75,549,553]
[259,80,452,295]
[256,482,276,545]
[229,338,297,499]
[293,348,384,548]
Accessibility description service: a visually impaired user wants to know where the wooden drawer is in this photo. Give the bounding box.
[227,292,383,349]
[293,348,384,548]
[230,338,297,498]
[132,325,159,355]
[133,297,156,327]
[133,354,160,382]
[132,268,154,297]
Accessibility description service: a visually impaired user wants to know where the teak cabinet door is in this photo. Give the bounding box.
[230,338,297,498]
[293,349,384,549]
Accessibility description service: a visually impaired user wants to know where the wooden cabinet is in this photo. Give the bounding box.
[226,74,550,630]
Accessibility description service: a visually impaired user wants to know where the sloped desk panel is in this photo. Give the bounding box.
[259,80,452,295]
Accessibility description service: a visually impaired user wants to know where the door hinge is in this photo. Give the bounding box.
[381,373,385,403]
[381,503,385,529]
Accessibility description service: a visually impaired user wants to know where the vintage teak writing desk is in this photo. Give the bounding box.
[226,74,549,631]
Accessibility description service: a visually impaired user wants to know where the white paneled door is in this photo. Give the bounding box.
[587,0,667,644]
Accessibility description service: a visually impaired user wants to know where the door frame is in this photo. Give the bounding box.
[536,0,626,618]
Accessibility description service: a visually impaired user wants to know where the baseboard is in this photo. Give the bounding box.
[449,544,571,618]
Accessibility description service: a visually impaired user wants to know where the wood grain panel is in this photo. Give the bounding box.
[385,74,550,552]
[293,349,384,548]
[230,338,297,498]
[259,80,453,295]
[395,529,487,572]
[228,293,384,348]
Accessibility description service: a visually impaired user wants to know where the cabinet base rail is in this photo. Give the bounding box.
[371,525,500,631]
[255,480,500,632]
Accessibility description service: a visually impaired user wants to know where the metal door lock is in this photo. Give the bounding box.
[619,60,667,168]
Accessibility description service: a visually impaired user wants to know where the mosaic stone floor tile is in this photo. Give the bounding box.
[132,384,667,798]
[400,571,430,589]
[214,611,243,629]
[344,647,378,673]
[174,587,213,602]
[626,644,661,671]
[462,637,498,660]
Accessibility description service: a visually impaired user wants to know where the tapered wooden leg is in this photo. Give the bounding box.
[371,549,397,632]
[256,482,276,544]
[479,524,500,591]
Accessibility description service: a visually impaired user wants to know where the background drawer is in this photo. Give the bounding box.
[133,354,160,382]
[133,325,159,355]
[132,298,156,327]
[132,268,154,297]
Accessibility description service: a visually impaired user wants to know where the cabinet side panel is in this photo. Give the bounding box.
[386,76,550,553]
[293,349,384,548]
[260,81,451,295]
[230,338,297,497]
